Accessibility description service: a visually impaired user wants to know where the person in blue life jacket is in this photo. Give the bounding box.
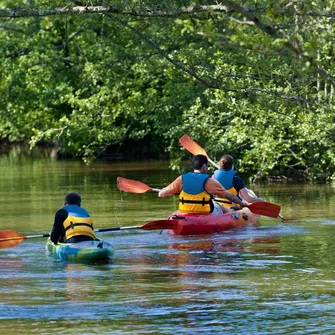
[159,154,249,215]
[212,154,264,210]
[50,192,97,244]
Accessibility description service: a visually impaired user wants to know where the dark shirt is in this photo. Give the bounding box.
[50,208,68,243]
[232,175,245,193]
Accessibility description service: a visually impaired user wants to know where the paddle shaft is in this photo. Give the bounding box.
[20,229,137,237]
[0,219,180,249]
[3,224,170,240]
[208,157,219,169]
[95,226,147,232]
[26,233,50,239]
[4,233,51,241]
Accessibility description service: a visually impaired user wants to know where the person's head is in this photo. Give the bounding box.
[192,154,208,172]
[64,192,81,206]
[219,155,234,171]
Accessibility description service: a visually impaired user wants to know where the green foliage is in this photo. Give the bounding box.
[0,0,334,180]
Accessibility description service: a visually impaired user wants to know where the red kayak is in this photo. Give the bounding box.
[116,177,282,235]
[167,208,260,235]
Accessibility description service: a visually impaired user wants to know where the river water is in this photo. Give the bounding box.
[0,151,334,334]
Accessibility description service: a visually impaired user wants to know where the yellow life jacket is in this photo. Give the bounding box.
[63,205,96,241]
[179,172,213,214]
[214,187,238,208]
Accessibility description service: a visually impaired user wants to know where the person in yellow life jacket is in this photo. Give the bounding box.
[50,192,96,244]
[158,154,249,215]
[213,154,264,209]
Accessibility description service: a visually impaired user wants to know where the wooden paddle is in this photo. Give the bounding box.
[0,220,180,249]
[179,134,292,221]
[117,177,281,218]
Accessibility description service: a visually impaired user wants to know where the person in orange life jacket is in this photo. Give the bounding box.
[50,192,97,244]
[158,154,249,215]
[213,154,264,209]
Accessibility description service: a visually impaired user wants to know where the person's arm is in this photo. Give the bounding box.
[50,209,68,243]
[239,187,264,203]
[233,176,263,202]
[205,178,249,207]
[158,176,182,197]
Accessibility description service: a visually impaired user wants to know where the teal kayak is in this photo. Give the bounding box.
[45,238,114,262]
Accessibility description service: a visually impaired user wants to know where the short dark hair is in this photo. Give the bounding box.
[192,154,208,170]
[64,192,81,206]
[219,155,234,170]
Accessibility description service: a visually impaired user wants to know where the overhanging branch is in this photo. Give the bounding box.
[1,3,334,85]
[0,5,230,18]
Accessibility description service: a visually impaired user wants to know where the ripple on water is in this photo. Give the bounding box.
[320,219,335,225]
[1,219,334,334]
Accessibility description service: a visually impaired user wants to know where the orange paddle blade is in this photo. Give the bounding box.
[117,177,153,193]
[138,220,180,230]
[179,134,208,157]
[248,202,281,218]
[0,230,26,249]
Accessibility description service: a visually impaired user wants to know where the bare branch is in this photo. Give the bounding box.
[1,3,334,85]
[0,5,230,18]
[0,24,25,32]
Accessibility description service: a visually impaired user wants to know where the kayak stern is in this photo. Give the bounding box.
[46,238,114,263]
[168,208,260,235]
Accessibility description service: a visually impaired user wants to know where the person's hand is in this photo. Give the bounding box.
[158,188,168,197]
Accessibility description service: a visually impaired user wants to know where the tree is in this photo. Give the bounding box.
[0,1,334,180]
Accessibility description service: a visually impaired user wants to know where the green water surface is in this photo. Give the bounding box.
[0,150,334,334]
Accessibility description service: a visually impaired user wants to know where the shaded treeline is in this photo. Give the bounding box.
[0,1,334,181]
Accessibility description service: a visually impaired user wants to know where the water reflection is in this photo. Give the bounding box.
[169,234,281,255]
[55,263,112,302]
